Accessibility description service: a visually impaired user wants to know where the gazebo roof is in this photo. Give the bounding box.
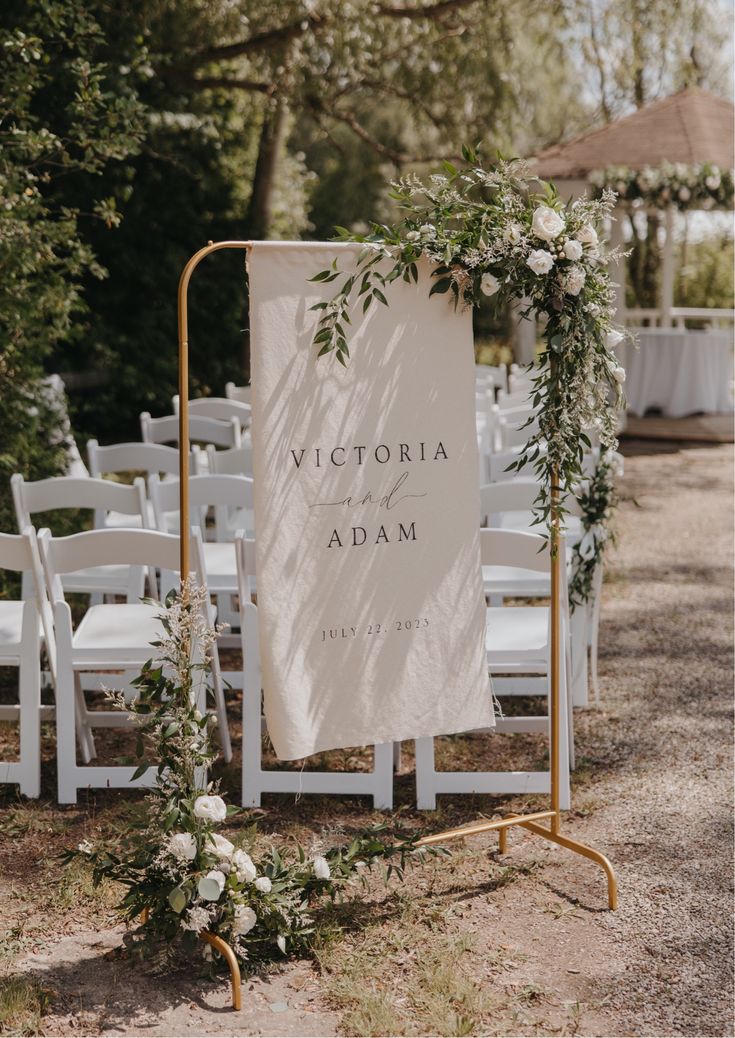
[532,88,735,180]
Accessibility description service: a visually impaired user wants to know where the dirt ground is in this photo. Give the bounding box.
[0,439,733,1037]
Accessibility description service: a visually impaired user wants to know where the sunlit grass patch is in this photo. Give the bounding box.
[0,975,49,1037]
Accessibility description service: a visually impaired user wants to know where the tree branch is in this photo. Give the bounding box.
[190,76,274,94]
[171,13,324,72]
[310,97,452,165]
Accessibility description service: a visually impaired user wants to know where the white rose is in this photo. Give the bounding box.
[198,869,226,901]
[480,273,500,296]
[612,365,626,384]
[561,265,586,296]
[193,795,227,823]
[531,204,565,242]
[705,172,721,190]
[232,849,257,884]
[678,186,691,202]
[503,222,522,244]
[312,855,331,880]
[606,329,624,349]
[232,905,257,936]
[576,223,598,247]
[405,230,421,242]
[254,876,272,893]
[419,223,436,238]
[206,833,235,860]
[526,249,555,275]
[167,832,197,861]
[611,451,625,477]
[563,239,583,261]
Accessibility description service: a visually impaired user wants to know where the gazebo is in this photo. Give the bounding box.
[531,87,734,326]
[523,88,735,417]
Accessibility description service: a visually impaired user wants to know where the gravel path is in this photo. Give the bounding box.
[7,439,734,1037]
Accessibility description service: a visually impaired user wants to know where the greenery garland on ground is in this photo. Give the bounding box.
[589,162,733,212]
[309,149,625,543]
[67,580,442,972]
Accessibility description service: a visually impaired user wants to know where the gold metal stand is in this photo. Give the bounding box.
[173,244,617,1010]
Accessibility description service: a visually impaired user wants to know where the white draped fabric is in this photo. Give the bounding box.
[248,242,493,760]
[617,329,734,418]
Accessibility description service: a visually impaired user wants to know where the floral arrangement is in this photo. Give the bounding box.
[568,448,623,610]
[69,580,442,970]
[588,162,733,211]
[309,148,626,537]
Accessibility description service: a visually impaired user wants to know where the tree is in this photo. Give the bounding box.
[0,0,146,538]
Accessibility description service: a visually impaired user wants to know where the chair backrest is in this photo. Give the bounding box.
[206,444,254,477]
[172,396,251,429]
[11,474,148,532]
[87,439,184,478]
[225,382,251,405]
[37,527,207,605]
[140,412,242,449]
[149,474,255,540]
[499,416,540,450]
[480,480,539,522]
[234,531,257,606]
[480,528,552,574]
[497,387,534,411]
[476,364,507,392]
[0,529,56,678]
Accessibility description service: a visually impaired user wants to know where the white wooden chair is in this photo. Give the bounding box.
[149,473,254,644]
[140,412,241,450]
[206,444,254,478]
[225,381,251,405]
[415,529,572,811]
[475,363,507,392]
[0,531,47,797]
[235,533,393,809]
[11,474,148,602]
[480,479,588,708]
[38,526,231,803]
[86,440,192,530]
[172,396,251,431]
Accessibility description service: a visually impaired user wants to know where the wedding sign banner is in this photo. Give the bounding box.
[248,241,493,759]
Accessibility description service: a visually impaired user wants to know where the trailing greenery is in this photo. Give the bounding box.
[568,448,623,610]
[589,162,733,212]
[309,149,625,543]
[68,579,444,971]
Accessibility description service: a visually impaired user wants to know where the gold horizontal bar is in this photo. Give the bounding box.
[416,810,556,847]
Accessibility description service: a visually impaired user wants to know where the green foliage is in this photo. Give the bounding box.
[69,579,445,971]
[568,449,623,609]
[677,233,735,310]
[309,152,624,550]
[0,0,146,537]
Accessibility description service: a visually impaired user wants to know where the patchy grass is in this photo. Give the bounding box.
[0,975,49,1037]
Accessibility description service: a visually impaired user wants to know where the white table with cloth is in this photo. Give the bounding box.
[617,329,734,418]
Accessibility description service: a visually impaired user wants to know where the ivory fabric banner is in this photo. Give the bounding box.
[248,241,494,759]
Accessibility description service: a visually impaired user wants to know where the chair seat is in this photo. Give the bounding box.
[0,601,24,654]
[483,564,550,597]
[486,605,549,660]
[72,603,164,663]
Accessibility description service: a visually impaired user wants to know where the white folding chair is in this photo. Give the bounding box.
[206,444,254,478]
[38,527,231,803]
[140,412,242,450]
[235,533,393,809]
[415,529,572,811]
[172,395,251,431]
[225,381,251,405]
[476,363,508,392]
[149,473,254,645]
[86,440,192,530]
[0,531,47,797]
[11,474,148,602]
[497,387,535,411]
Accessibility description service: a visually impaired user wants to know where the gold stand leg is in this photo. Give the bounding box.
[498,826,508,855]
[519,820,618,910]
[199,931,242,1011]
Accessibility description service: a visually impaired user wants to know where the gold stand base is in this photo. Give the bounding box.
[138,910,242,1010]
[419,812,618,910]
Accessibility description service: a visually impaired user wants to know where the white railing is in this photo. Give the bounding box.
[625,307,735,330]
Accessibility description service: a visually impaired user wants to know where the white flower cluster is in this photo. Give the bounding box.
[588,162,731,211]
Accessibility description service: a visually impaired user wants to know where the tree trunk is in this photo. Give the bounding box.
[246,98,288,240]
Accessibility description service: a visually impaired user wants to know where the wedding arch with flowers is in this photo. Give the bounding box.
[589,161,733,212]
[310,148,626,558]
